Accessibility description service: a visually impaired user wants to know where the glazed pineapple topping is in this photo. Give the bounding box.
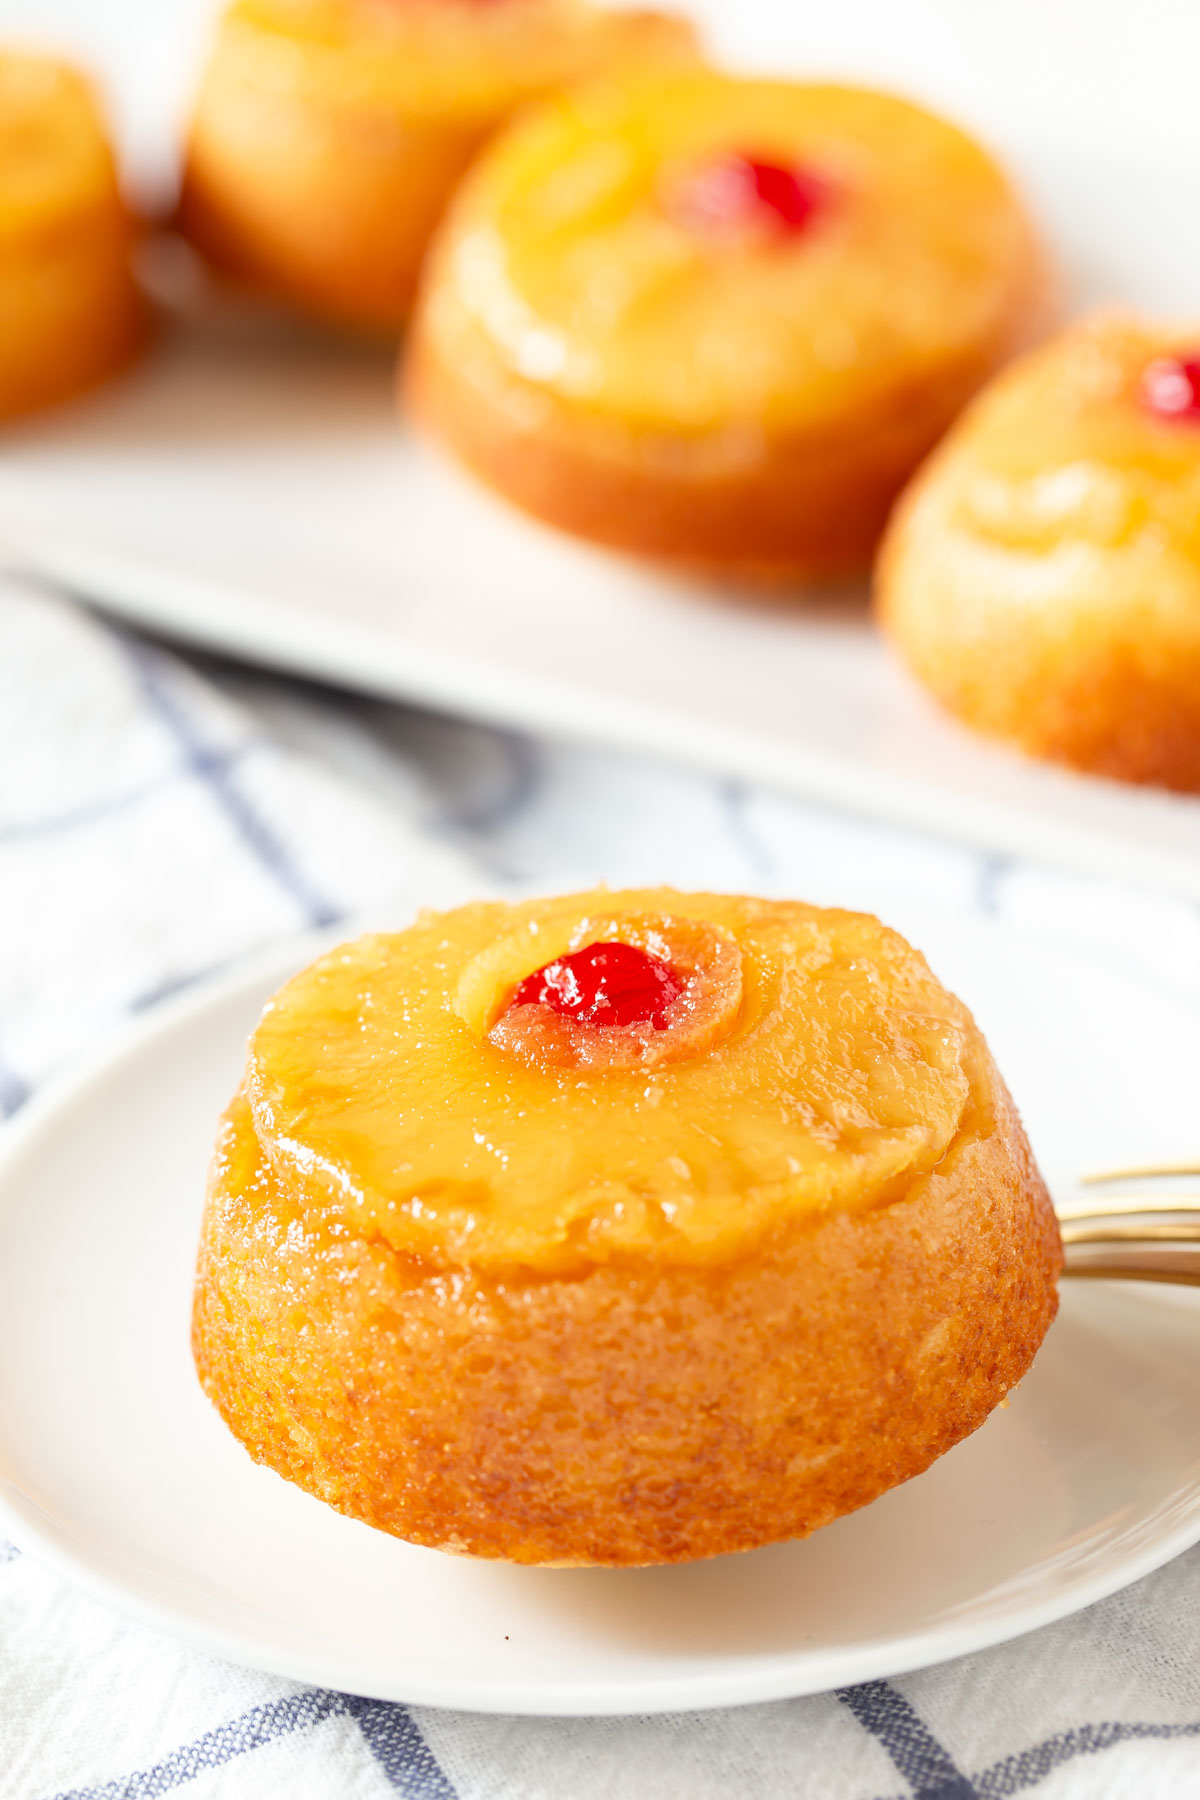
[669,152,826,237]
[1140,354,1200,422]
[245,892,980,1270]
[509,939,682,1029]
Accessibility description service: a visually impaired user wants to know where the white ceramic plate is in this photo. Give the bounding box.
[3,0,1200,901]
[1,909,1199,1714]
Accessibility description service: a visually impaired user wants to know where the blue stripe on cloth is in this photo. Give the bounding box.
[0,744,272,847]
[44,1690,350,1800]
[0,790,165,846]
[974,1718,1200,1798]
[839,1680,978,1798]
[720,779,776,883]
[974,853,1013,917]
[345,1697,459,1797]
[0,1538,20,1562]
[39,1691,458,1800]
[447,729,539,835]
[129,959,252,1015]
[0,1052,30,1118]
[121,636,341,931]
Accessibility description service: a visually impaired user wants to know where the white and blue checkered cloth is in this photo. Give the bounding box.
[3,576,1200,1800]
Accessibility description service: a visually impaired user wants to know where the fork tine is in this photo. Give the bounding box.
[1080,1161,1200,1184]
[1062,1263,1200,1288]
[1056,1193,1200,1221]
[1062,1238,1200,1286]
[1059,1163,1200,1286]
[1060,1218,1200,1245]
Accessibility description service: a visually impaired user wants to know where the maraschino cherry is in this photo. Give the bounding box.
[510,941,682,1030]
[670,153,826,237]
[1140,355,1200,423]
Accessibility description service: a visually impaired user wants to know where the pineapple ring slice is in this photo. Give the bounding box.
[245,887,979,1273]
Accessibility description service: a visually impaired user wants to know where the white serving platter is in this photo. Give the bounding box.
[2,0,1200,897]
[1,907,1199,1713]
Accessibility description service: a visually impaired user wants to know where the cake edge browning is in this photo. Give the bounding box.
[405,331,976,584]
[404,74,1051,586]
[192,1059,1061,1568]
[875,359,1200,794]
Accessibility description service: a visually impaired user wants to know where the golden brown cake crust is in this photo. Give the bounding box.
[193,894,1060,1568]
[195,1084,1058,1566]
[406,335,958,583]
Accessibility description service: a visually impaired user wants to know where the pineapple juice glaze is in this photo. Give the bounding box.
[241,889,979,1275]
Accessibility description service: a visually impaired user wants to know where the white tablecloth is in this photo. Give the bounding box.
[3,578,1200,1800]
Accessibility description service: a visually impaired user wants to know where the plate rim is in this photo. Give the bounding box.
[3,919,1200,1715]
[12,529,1200,912]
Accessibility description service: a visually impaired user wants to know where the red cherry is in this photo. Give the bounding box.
[671,153,826,237]
[1140,355,1200,422]
[744,159,825,229]
[510,940,683,1030]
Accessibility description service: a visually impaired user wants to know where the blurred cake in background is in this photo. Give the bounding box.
[408,71,1048,584]
[0,52,142,422]
[877,313,1200,792]
[178,0,698,333]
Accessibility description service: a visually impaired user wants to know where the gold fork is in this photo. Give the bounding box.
[1057,1162,1200,1287]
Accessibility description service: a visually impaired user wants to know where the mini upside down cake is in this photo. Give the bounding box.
[0,52,142,421]
[193,888,1061,1566]
[179,0,697,332]
[877,313,1200,791]
[408,72,1048,582]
